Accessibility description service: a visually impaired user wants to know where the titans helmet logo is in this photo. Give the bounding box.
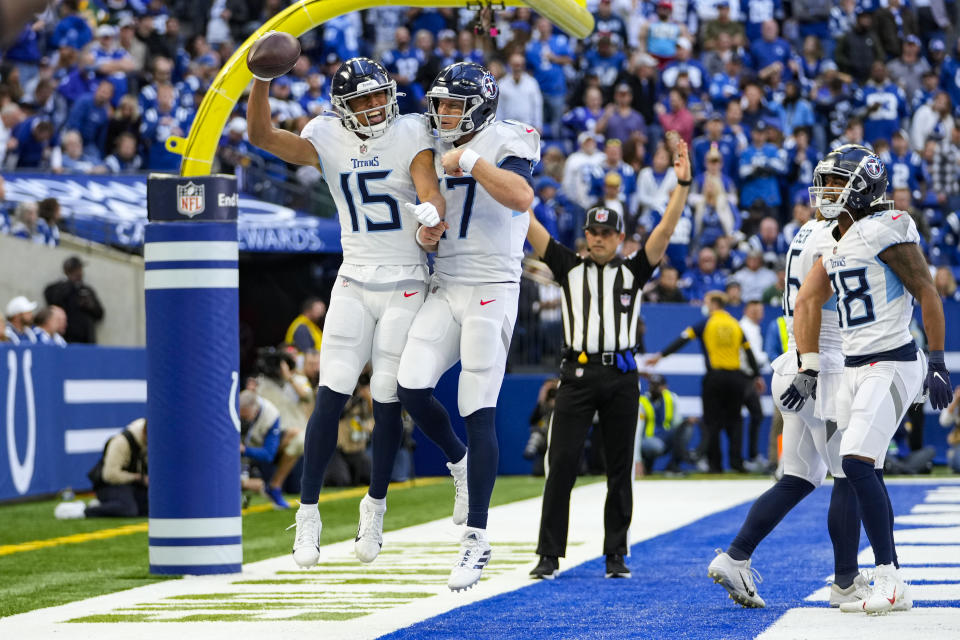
[481,73,498,100]
[864,156,884,179]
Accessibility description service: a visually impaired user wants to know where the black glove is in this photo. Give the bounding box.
[927,351,954,411]
[780,369,818,411]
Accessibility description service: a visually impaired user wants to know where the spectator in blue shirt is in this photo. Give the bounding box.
[50,0,93,50]
[750,19,793,81]
[662,38,707,92]
[583,34,627,100]
[784,126,818,204]
[4,22,43,89]
[322,14,361,62]
[857,61,909,145]
[940,39,960,112]
[533,177,562,240]
[693,113,738,175]
[708,56,746,111]
[141,84,193,171]
[90,25,137,106]
[883,129,929,201]
[11,117,55,169]
[381,27,426,115]
[456,29,485,66]
[739,123,787,216]
[54,129,107,174]
[748,216,790,268]
[588,139,637,214]
[66,79,114,158]
[781,81,815,137]
[593,0,629,47]
[104,132,143,173]
[526,17,573,139]
[741,0,782,42]
[680,246,728,304]
[562,86,604,142]
[298,72,331,118]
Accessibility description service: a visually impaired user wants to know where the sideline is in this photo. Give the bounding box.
[0,478,444,558]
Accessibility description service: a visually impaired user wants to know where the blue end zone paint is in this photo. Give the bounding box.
[380,483,952,640]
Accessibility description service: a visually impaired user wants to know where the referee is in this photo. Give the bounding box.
[526,139,692,580]
[647,291,764,473]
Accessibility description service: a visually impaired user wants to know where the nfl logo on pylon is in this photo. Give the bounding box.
[177,182,205,217]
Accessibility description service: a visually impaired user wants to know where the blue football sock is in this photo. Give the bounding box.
[828,477,861,589]
[397,385,466,462]
[876,469,899,569]
[728,474,815,561]
[842,457,894,566]
[368,401,403,501]
[464,407,498,529]
[299,386,350,504]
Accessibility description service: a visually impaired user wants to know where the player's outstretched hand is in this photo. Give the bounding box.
[441,148,465,176]
[404,202,441,227]
[927,351,954,410]
[780,369,818,411]
[673,139,691,182]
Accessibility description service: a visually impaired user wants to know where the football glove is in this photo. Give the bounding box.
[780,369,818,411]
[927,351,954,411]
[404,202,440,228]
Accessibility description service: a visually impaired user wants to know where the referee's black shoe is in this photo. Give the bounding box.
[530,555,559,579]
[605,554,631,578]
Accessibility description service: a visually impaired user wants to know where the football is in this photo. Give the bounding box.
[246,31,301,80]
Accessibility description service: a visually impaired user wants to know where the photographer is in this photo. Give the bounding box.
[255,346,310,432]
[524,379,559,476]
[238,389,305,509]
[43,256,104,344]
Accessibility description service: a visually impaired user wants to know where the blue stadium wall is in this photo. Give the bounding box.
[2,303,959,501]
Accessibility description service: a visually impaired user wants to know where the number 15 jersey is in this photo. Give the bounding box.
[822,210,920,358]
[433,119,540,284]
[300,114,433,280]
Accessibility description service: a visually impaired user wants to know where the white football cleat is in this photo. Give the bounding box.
[865,564,907,614]
[830,571,872,607]
[354,495,386,563]
[448,527,491,592]
[447,454,469,525]
[707,550,765,608]
[290,503,322,568]
[840,568,912,613]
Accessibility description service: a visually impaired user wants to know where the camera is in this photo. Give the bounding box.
[523,429,546,460]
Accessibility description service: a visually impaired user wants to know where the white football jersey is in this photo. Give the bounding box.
[300,113,433,282]
[822,210,920,358]
[783,219,843,370]
[433,119,541,284]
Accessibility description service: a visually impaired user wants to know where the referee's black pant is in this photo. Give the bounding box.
[702,369,746,472]
[537,360,639,558]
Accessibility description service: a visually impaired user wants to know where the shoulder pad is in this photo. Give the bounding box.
[857,209,920,253]
[493,119,541,162]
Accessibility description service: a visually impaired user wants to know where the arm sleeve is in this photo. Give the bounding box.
[541,237,580,282]
[742,337,761,377]
[661,322,702,356]
[498,156,534,188]
[245,420,281,463]
[628,241,658,285]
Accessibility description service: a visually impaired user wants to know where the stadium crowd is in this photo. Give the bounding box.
[2,1,960,303]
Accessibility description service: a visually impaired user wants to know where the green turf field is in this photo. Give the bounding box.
[0,476,549,618]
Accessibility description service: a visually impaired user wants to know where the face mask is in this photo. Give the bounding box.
[701,304,710,317]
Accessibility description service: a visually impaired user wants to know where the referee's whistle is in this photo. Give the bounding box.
[578,351,588,364]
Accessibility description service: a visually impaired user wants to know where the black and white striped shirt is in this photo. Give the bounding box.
[541,239,656,354]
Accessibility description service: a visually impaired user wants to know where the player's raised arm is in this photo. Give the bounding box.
[644,138,692,266]
[245,33,318,167]
[441,148,534,212]
[880,242,953,408]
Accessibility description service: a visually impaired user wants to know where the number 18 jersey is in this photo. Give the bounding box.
[300,114,433,281]
[822,210,920,358]
[433,120,541,284]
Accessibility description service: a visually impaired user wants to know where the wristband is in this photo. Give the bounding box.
[677,178,692,187]
[253,74,273,83]
[930,350,945,365]
[459,148,480,173]
[799,352,820,371]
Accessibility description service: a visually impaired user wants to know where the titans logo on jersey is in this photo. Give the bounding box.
[300,113,433,268]
[823,210,920,357]
[433,119,540,284]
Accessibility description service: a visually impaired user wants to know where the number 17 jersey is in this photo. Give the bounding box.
[822,210,920,358]
[433,120,540,284]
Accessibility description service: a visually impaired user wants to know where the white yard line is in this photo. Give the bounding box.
[0,479,769,639]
